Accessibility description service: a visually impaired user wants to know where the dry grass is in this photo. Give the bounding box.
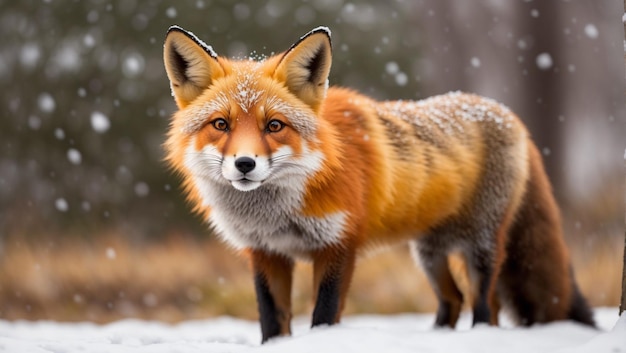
[0,232,621,323]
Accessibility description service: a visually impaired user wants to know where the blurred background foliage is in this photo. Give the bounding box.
[0,0,624,322]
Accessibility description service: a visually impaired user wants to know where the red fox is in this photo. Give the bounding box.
[163,26,595,342]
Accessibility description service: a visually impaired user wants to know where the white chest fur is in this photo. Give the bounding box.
[195,178,346,255]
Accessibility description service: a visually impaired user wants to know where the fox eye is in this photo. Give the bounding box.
[211,118,229,131]
[266,119,285,133]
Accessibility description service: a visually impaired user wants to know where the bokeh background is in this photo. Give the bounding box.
[0,0,624,323]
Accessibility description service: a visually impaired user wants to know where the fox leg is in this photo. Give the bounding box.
[463,205,513,326]
[415,241,464,328]
[311,245,356,327]
[463,242,500,326]
[249,249,294,343]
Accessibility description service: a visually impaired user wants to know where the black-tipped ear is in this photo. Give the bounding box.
[274,27,332,110]
[163,26,225,108]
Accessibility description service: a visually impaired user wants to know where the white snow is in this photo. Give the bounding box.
[54,198,69,212]
[67,148,82,165]
[165,6,177,18]
[83,33,96,48]
[28,115,42,130]
[536,52,553,70]
[385,61,399,74]
[122,52,145,78]
[584,24,599,39]
[54,128,65,140]
[37,92,56,113]
[0,308,622,353]
[53,42,82,72]
[134,181,150,197]
[395,72,408,86]
[20,43,41,68]
[90,111,111,133]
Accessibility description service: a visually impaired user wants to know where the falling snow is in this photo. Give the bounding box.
[90,111,111,133]
[28,116,42,130]
[122,52,145,78]
[134,182,150,197]
[385,61,399,74]
[67,148,82,165]
[165,7,177,18]
[395,72,408,86]
[20,43,41,68]
[83,34,95,48]
[54,128,65,140]
[535,53,553,70]
[37,93,56,113]
[55,198,69,212]
[584,24,599,39]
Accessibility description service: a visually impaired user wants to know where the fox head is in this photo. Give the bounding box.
[163,26,334,193]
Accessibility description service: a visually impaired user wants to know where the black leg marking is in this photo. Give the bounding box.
[472,295,491,326]
[254,273,281,343]
[311,274,340,327]
[469,250,494,326]
[433,297,463,328]
[415,239,463,328]
[434,301,456,327]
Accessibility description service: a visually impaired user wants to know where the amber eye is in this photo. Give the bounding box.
[211,118,229,131]
[266,120,285,133]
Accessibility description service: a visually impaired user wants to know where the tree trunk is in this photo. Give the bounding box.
[619,0,626,315]
[514,1,566,201]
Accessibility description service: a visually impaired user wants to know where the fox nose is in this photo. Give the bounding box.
[234,156,256,174]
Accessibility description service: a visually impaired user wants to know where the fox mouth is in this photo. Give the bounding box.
[230,178,263,192]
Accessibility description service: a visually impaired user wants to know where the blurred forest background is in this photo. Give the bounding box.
[0,0,624,323]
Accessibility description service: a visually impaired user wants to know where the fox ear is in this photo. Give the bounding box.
[274,27,332,110]
[163,26,225,108]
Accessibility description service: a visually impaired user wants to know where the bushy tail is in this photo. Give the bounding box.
[497,143,595,327]
[567,278,596,327]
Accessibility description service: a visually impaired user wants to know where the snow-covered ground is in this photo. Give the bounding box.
[0,308,623,353]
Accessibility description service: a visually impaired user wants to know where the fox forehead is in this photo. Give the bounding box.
[179,60,318,139]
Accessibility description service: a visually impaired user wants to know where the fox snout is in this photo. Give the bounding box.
[220,154,271,192]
